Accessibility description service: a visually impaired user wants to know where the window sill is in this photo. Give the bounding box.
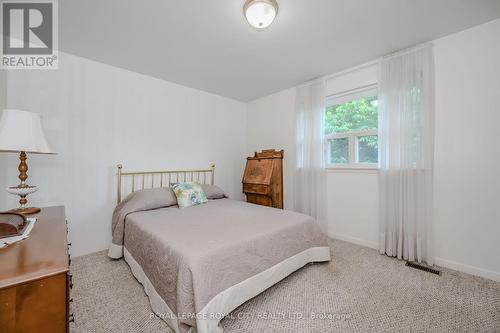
[325,166,379,174]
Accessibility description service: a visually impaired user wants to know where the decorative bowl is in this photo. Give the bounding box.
[6,185,39,196]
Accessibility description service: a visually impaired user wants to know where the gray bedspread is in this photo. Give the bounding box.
[123,199,329,332]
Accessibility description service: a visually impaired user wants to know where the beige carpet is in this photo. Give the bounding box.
[69,239,500,333]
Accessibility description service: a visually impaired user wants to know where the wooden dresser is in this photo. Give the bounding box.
[243,149,284,209]
[0,206,71,333]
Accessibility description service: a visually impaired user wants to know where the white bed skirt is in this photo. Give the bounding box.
[108,243,123,259]
[124,246,331,333]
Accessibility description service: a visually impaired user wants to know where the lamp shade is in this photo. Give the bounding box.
[0,109,55,154]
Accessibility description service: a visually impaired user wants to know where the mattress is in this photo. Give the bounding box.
[122,198,330,333]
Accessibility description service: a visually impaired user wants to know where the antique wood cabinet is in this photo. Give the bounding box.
[0,206,71,333]
[243,149,284,209]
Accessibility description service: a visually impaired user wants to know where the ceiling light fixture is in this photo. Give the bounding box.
[243,0,278,30]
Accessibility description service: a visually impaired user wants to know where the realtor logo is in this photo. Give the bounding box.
[1,0,58,69]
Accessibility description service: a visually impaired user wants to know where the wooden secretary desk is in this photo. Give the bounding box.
[242,149,284,209]
[0,206,71,333]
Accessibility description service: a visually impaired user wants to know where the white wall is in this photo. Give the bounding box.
[432,19,500,280]
[2,52,247,257]
[246,18,500,281]
[246,87,296,210]
[326,170,379,249]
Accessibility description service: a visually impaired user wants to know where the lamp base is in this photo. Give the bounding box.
[5,152,41,216]
[8,207,41,216]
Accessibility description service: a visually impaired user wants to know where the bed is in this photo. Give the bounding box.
[108,164,330,333]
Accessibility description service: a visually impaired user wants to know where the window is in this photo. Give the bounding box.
[325,86,378,168]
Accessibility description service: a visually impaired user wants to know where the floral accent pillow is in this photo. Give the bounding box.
[171,182,208,209]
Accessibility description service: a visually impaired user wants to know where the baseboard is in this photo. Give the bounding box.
[434,257,500,282]
[328,232,378,250]
[328,232,500,282]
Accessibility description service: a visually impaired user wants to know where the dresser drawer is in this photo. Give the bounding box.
[0,273,67,333]
[0,206,69,333]
[246,193,273,207]
[243,183,270,195]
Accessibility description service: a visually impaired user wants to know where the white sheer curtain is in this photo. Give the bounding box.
[378,44,435,265]
[295,80,327,232]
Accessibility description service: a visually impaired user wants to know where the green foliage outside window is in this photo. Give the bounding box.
[325,96,379,164]
[329,138,349,164]
[325,96,378,134]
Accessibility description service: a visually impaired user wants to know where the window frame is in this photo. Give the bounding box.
[325,85,379,170]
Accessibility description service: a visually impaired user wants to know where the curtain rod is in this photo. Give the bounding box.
[382,42,433,60]
[296,59,379,89]
[323,60,380,82]
[296,42,432,89]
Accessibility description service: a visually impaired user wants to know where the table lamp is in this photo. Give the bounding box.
[0,109,56,215]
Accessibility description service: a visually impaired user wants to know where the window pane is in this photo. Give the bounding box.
[357,135,378,163]
[325,96,378,135]
[329,138,349,164]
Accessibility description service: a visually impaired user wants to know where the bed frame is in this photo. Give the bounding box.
[116,164,215,204]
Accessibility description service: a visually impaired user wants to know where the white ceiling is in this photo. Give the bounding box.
[59,0,500,102]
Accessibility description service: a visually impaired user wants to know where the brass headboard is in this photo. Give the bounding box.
[116,164,215,204]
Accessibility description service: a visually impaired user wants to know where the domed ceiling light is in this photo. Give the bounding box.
[243,0,279,30]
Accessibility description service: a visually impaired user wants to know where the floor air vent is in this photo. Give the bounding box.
[405,261,441,275]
